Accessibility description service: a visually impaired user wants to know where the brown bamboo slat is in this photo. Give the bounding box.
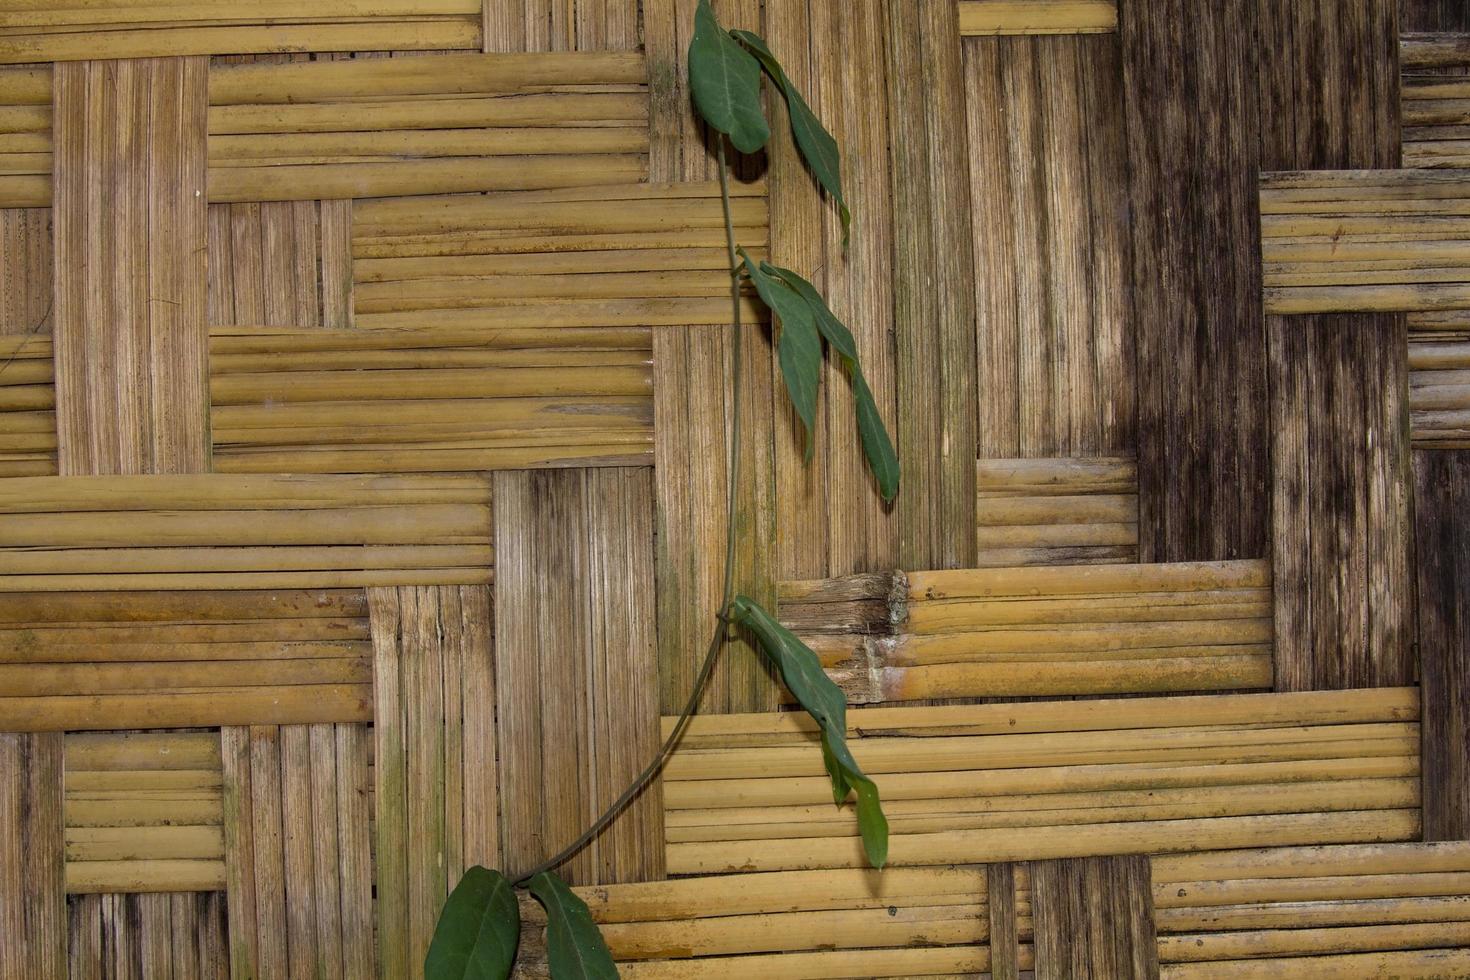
[493,469,662,886]
[1153,842,1470,976]
[351,181,763,330]
[208,200,354,328]
[660,688,1421,874]
[0,590,372,732]
[1270,314,1413,690]
[220,724,374,979]
[53,57,210,476]
[975,458,1138,565]
[0,5,482,65]
[66,733,225,895]
[369,585,497,978]
[1033,855,1157,978]
[958,1,1116,35]
[481,0,639,52]
[966,34,1134,463]
[1411,337,1470,446]
[0,207,50,330]
[0,732,65,976]
[209,325,653,472]
[0,332,55,476]
[0,473,493,591]
[780,560,1272,703]
[207,52,647,202]
[1414,451,1470,840]
[66,892,228,979]
[1261,171,1470,314]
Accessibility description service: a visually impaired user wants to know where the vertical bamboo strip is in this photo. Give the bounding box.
[1032,855,1158,979]
[1402,1,1469,35]
[989,862,1021,980]
[885,0,979,572]
[493,470,663,884]
[0,732,65,979]
[482,0,640,52]
[0,208,51,334]
[52,57,210,476]
[65,892,228,980]
[208,200,349,329]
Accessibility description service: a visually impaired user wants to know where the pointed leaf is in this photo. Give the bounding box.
[529,873,619,980]
[729,29,851,241]
[688,0,770,154]
[740,250,821,458]
[852,774,890,868]
[425,867,521,980]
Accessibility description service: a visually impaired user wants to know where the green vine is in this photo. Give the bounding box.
[425,3,898,975]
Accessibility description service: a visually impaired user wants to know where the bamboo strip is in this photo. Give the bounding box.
[908,561,1270,600]
[0,588,367,622]
[1152,841,1470,883]
[1155,872,1470,909]
[0,473,490,510]
[1158,895,1470,932]
[618,945,989,980]
[874,655,1271,701]
[957,1,1117,35]
[210,94,645,135]
[65,826,223,862]
[0,685,371,731]
[65,860,225,894]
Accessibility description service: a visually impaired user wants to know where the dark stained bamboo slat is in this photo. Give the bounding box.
[1033,855,1158,979]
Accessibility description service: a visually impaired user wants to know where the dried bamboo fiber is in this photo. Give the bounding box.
[0,473,492,591]
[1153,842,1470,974]
[1261,170,1470,314]
[660,689,1420,874]
[975,457,1138,565]
[958,0,1117,35]
[210,326,653,473]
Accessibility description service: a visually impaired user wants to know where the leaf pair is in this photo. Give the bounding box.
[739,251,900,503]
[687,0,850,238]
[425,869,618,980]
[729,596,889,868]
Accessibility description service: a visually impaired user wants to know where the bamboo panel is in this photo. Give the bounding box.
[493,470,662,886]
[0,732,65,977]
[1032,856,1157,978]
[1153,842,1470,975]
[1404,5,1470,31]
[0,67,49,208]
[0,7,481,65]
[0,473,493,591]
[887,0,978,572]
[660,688,1422,874]
[351,181,762,330]
[0,208,50,328]
[0,589,371,732]
[207,52,646,202]
[1404,41,1470,168]
[53,57,210,477]
[1413,451,1470,840]
[1121,0,1268,563]
[779,560,1272,704]
[0,332,55,476]
[1410,337,1470,445]
[958,1,1116,35]
[209,325,653,472]
[481,0,638,52]
[65,733,225,895]
[208,200,353,328]
[989,862,1022,980]
[1260,171,1470,314]
[370,585,497,978]
[66,892,228,980]
[1270,314,1413,690]
[966,34,1134,462]
[975,458,1138,566]
[220,724,373,980]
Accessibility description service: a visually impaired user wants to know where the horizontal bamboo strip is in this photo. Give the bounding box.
[957,1,1116,34]
[210,94,645,136]
[1160,948,1470,979]
[351,296,767,330]
[65,799,222,828]
[211,444,651,474]
[1159,922,1470,963]
[0,685,372,732]
[1158,895,1470,932]
[0,588,367,622]
[0,569,489,591]
[908,560,1270,600]
[1410,338,1470,445]
[65,733,221,771]
[891,619,1273,662]
[65,859,225,894]
[65,826,223,863]
[872,655,1271,700]
[1157,871,1470,910]
[208,325,654,354]
[1153,841,1470,883]
[0,657,369,696]
[617,945,989,980]
[0,473,489,511]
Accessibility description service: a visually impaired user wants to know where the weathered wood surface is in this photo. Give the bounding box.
[66,892,228,980]
[1033,855,1158,979]
[0,731,65,977]
[481,0,639,52]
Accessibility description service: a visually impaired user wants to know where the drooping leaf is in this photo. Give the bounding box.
[740,250,821,458]
[728,29,852,242]
[528,872,619,980]
[730,595,888,868]
[765,265,901,502]
[688,0,770,154]
[424,867,521,980]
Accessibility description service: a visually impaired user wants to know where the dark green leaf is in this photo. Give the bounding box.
[729,29,851,242]
[730,595,889,869]
[740,250,821,458]
[425,867,520,980]
[688,0,769,154]
[528,872,619,980]
[765,265,901,502]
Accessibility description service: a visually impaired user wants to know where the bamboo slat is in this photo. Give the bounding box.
[1404,39,1470,167]
[0,732,64,976]
[0,67,49,207]
[480,0,638,51]
[1261,171,1470,314]
[958,1,1116,35]
[0,474,492,592]
[221,724,374,978]
[660,689,1421,874]
[66,892,228,979]
[370,585,497,977]
[0,332,55,476]
[1153,842,1470,973]
[493,469,662,886]
[208,200,353,328]
[1033,856,1157,978]
[1411,338,1470,446]
[0,207,50,330]
[780,560,1272,703]
[975,458,1138,565]
[209,325,653,473]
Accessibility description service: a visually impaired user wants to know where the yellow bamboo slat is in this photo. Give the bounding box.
[0,67,49,207]
[957,0,1117,35]
[974,457,1139,566]
[1153,842,1470,971]
[0,332,55,474]
[660,690,1420,874]
[1260,169,1470,314]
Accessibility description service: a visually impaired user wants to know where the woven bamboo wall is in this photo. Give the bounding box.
[0,0,1467,977]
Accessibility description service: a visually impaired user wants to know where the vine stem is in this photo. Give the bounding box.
[513,137,747,885]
